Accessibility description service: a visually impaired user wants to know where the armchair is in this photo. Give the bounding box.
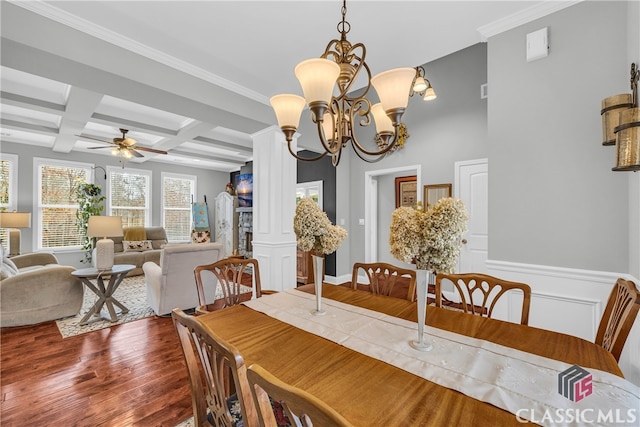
[143,242,223,315]
[1,251,83,327]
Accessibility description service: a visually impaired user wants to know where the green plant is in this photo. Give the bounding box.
[76,182,105,264]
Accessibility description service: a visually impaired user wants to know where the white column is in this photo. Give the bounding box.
[251,126,297,291]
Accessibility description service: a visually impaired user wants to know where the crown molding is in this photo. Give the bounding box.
[477,0,583,41]
[8,0,270,106]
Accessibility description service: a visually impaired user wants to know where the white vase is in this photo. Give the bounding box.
[410,269,433,351]
[311,254,326,316]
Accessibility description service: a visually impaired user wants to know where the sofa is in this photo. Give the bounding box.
[112,226,168,276]
[142,242,223,315]
[1,248,84,327]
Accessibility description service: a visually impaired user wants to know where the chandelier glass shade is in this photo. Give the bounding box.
[270,0,434,166]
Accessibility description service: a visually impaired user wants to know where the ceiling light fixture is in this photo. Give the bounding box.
[270,0,435,166]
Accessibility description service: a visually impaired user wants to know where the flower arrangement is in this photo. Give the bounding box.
[294,198,347,255]
[389,197,468,273]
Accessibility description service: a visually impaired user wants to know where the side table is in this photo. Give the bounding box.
[72,264,135,325]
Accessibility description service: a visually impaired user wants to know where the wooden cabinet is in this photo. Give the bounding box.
[296,248,325,286]
[214,192,238,258]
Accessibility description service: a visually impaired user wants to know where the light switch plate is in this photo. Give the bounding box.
[526,27,548,62]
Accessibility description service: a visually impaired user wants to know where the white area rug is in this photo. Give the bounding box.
[56,275,155,338]
[175,417,194,427]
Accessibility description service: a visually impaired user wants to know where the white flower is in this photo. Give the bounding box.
[294,198,347,255]
[389,198,468,273]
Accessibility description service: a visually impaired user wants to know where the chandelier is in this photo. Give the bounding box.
[270,0,436,166]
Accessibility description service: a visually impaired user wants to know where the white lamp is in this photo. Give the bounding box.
[86,216,123,270]
[0,212,31,256]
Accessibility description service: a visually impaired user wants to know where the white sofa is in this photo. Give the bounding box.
[142,242,223,315]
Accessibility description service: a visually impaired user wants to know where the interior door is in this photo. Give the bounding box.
[455,159,488,273]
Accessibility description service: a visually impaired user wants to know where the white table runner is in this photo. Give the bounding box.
[243,290,639,426]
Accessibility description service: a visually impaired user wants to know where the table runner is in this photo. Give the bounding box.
[243,290,639,427]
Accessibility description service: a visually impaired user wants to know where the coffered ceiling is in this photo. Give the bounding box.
[0,1,578,172]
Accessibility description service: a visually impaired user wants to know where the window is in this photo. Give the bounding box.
[296,180,323,209]
[0,153,19,251]
[34,158,92,250]
[108,166,151,227]
[162,172,196,242]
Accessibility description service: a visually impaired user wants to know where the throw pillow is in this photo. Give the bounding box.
[191,230,211,244]
[122,240,154,252]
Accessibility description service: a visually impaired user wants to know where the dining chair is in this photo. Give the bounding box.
[435,273,532,325]
[194,257,273,314]
[595,278,640,361]
[171,308,258,427]
[351,262,417,302]
[247,364,354,427]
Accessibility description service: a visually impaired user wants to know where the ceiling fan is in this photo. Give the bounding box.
[78,128,168,158]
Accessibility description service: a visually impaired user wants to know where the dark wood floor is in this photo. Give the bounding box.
[0,280,414,426]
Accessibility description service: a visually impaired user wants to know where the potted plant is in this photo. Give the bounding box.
[76,181,106,264]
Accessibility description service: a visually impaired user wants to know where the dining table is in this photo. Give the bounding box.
[196,283,636,426]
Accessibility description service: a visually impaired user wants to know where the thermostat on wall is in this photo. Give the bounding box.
[526,27,549,62]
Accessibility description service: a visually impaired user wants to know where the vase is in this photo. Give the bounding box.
[311,254,326,316]
[410,269,433,351]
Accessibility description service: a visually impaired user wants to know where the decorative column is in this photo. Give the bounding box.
[251,126,298,291]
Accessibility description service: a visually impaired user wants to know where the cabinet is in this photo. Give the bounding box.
[296,248,325,285]
[214,192,238,258]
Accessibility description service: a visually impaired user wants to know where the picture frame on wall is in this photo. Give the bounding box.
[423,183,452,209]
[395,175,417,208]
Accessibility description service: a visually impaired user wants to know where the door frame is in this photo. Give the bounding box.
[365,164,422,263]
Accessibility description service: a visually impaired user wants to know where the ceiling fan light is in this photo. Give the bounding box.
[371,67,416,112]
[295,58,340,105]
[111,148,119,156]
[270,94,306,129]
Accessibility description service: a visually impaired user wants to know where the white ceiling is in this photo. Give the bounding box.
[0,0,579,172]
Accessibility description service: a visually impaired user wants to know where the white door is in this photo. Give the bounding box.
[455,159,488,273]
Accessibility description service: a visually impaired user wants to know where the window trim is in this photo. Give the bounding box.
[33,157,94,252]
[161,171,197,243]
[1,153,19,211]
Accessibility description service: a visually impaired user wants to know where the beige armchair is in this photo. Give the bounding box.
[143,242,223,315]
[1,252,84,327]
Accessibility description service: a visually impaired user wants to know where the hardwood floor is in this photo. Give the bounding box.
[1,316,192,427]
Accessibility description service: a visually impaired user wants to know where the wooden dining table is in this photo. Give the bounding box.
[196,284,623,426]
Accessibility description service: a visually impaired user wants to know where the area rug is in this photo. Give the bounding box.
[56,274,155,338]
[175,417,194,427]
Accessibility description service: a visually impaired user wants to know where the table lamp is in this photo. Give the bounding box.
[87,216,123,270]
[0,212,31,256]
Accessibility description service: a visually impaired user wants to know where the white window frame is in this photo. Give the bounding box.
[34,157,94,252]
[107,166,151,226]
[1,153,19,252]
[296,180,323,209]
[161,171,197,242]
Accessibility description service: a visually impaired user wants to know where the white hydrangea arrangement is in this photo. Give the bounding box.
[389,197,468,273]
[294,198,347,255]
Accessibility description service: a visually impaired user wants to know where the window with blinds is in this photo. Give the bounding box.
[35,158,92,250]
[1,154,18,252]
[162,173,196,242]
[108,167,151,227]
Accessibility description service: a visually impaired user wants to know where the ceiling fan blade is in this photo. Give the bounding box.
[87,145,115,150]
[76,134,111,143]
[134,146,168,155]
[129,148,144,158]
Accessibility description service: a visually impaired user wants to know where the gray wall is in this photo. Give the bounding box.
[488,1,630,272]
[2,141,228,267]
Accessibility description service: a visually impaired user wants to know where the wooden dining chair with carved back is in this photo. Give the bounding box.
[171,308,258,427]
[435,272,532,325]
[351,262,417,302]
[595,278,640,361]
[247,364,354,427]
[194,257,274,314]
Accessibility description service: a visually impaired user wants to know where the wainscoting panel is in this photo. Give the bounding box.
[487,259,640,386]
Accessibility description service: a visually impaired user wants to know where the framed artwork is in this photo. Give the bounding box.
[395,175,417,208]
[423,183,452,209]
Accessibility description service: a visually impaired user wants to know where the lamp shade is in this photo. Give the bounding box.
[295,58,340,105]
[86,216,123,238]
[371,103,394,134]
[270,94,306,129]
[0,212,31,228]
[413,76,427,93]
[371,67,416,112]
[423,86,437,101]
